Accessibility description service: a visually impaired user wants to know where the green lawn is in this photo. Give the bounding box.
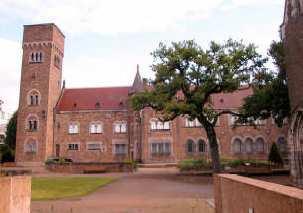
[32,177,114,201]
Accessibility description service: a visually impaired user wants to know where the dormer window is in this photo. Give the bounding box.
[29,52,43,63]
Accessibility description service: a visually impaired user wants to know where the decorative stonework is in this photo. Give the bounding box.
[289,109,303,187]
[23,41,64,57]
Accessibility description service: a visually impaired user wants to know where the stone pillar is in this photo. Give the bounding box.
[282,0,303,187]
[0,176,31,213]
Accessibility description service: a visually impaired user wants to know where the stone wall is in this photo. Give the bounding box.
[214,174,303,213]
[0,176,31,213]
[46,162,133,173]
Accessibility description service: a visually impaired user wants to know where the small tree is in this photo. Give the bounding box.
[268,143,283,165]
[131,40,267,172]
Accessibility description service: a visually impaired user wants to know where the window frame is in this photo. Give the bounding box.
[68,122,80,134]
[113,121,127,134]
[68,143,80,151]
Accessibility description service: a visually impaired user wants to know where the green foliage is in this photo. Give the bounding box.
[4,111,17,150]
[220,158,269,168]
[178,158,211,171]
[0,144,15,162]
[131,39,267,172]
[268,143,284,165]
[45,157,72,165]
[240,41,290,127]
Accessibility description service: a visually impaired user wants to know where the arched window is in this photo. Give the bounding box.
[27,90,40,106]
[24,139,37,153]
[277,137,287,154]
[68,122,79,134]
[90,122,103,134]
[232,138,243,154]
[244,138,254,154]
[114,121,127,133]
[255,137,266,153]
[29,51,43,63]
[198,139,207,153]
[27,115,39,131]
[186,139,195,153]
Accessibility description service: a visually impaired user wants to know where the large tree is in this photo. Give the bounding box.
[4,111,17,150]
[131,40,267,172]
[239,41,290,127]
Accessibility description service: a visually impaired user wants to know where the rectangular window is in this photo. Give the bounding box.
[150,120,170,131]
[87,143,101,150]
[114,144,127,154]
[68,143,79,150]
[150,143,171,155]
[114,122,127,133]
[185,118,201,128]
[90,123,102,134]
[69,123,79,134]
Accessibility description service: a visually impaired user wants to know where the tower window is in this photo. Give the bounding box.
[54,55,61,68]
[27,90,40,106]
[27,115,39,132]
[24,139,37,153]
[29,52,43,63]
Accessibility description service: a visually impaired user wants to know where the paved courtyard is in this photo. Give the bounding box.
[31,168,214,213]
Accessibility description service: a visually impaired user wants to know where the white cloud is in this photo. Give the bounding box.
[0,0,226,35]
[0,38,21,114]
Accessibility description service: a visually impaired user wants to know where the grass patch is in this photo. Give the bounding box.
[32,177,114,201]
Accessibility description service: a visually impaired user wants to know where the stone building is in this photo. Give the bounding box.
[281,0,303,187]
[15,23,288,166]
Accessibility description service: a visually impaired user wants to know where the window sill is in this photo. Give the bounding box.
[29,61,43,64]
[150,129,171,132]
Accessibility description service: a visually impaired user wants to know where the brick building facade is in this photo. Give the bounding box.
[15,23,288,166]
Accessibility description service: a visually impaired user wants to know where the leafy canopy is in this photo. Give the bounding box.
[239,41,290,127]
[132,39,267,126]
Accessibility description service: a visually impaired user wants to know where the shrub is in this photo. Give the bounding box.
[0,144,15,163]
[221,158,269,168]
[178,158,211,171]
[268,143,284,165]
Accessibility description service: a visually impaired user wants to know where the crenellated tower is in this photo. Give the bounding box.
[15,24,65,165]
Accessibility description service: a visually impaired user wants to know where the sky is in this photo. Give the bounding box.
[0,0,285,114]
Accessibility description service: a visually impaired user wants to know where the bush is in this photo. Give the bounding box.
[268,143,284,165]
[221,158,269,168]
[178,158,211,171]
[0,144,15,163]
[45,157,72,165]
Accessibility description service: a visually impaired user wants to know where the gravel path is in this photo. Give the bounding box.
[31,168,213,213]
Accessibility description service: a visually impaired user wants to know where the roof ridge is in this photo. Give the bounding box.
[65,86,131,90]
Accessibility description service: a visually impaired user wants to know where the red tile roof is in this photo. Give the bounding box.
[212,87,253,109]
[56,87,131,111]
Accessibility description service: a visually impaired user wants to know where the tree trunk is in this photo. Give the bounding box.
[204,124,221,173]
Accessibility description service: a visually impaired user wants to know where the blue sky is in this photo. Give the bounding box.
[0,0,285,114]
